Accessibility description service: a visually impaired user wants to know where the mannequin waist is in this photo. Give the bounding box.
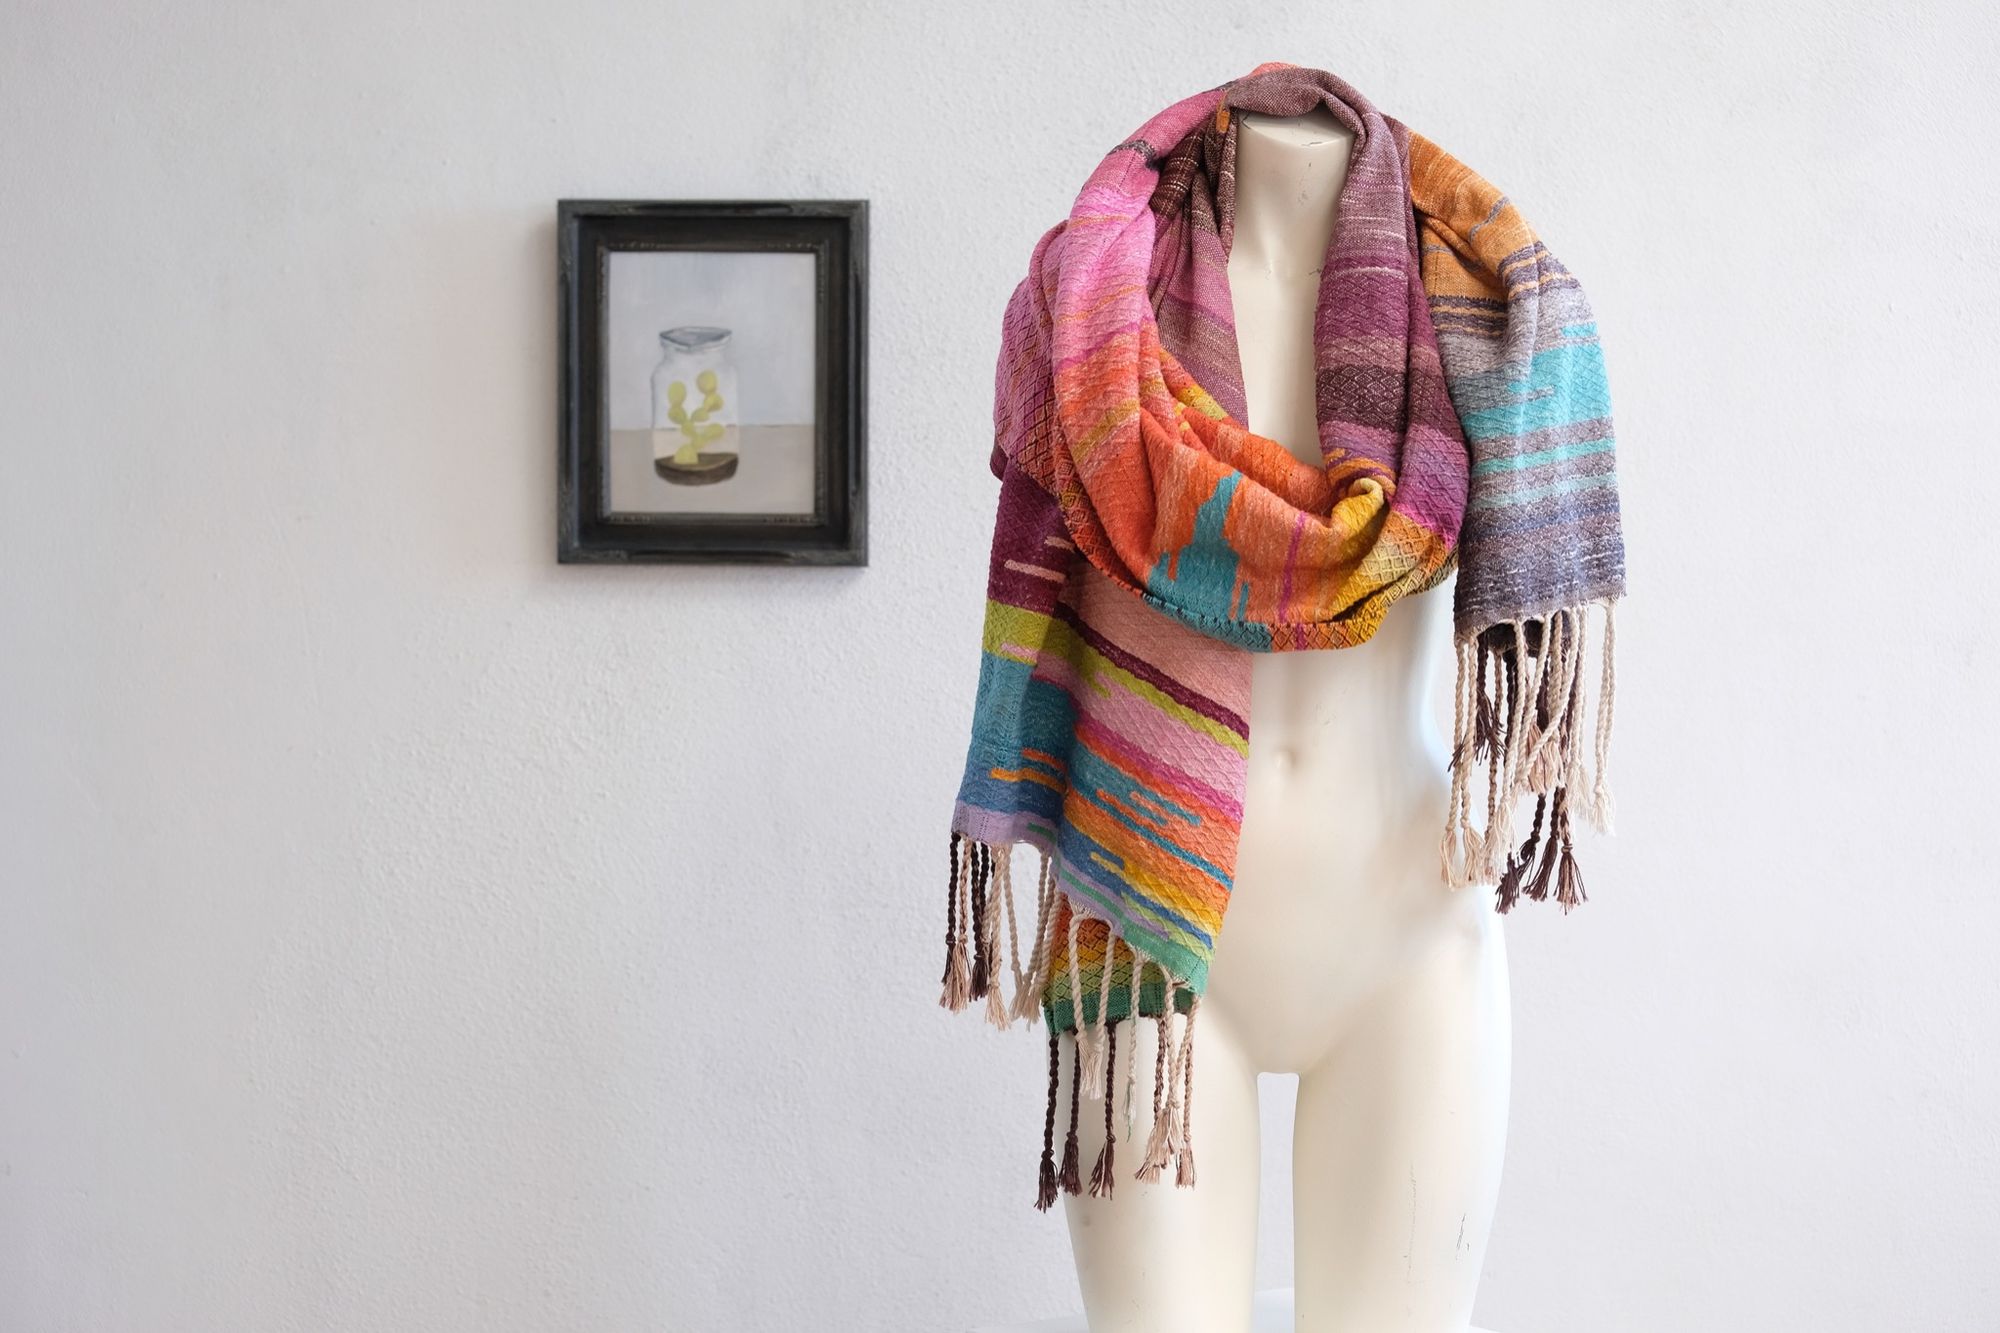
[1231,585,1457,877]
[1240,585,1453,782]
[1245,653,1446,772]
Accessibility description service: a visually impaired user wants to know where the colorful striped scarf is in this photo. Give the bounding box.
[939,65,1626,1209]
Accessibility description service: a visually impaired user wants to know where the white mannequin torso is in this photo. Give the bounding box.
[1060,110,1512,1333]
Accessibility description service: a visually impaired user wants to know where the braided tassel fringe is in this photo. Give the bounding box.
[1050,926,1200,1203]
[940,836,1075,1031]
[1441,600,1618,910]
[1058,1037,1083,1197]
[1034,1030,1061,1211]
[941,848,1203,1208]
[1086,1023,1120,1199]
[938,833,971,1012]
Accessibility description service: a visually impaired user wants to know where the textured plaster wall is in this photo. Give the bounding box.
[3,2,1996,1331]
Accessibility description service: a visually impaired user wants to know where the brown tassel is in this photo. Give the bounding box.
[1493,628,1520,802]
[1553,792,1587,912]
[1524,809,1562,904]
[1555,845,1585,912]
[1520,788,1568,904]
[1493,846,1526,914]
[1472,635,1499,760]
[1034,1030,1060,1211]
[1088,1022,1119,1198]
[1494,794,1546,914]
[939,833,970,1011]
[1485,684,1505,799]
[968,841,992,1001]
[1135,1002,1173,1182]
[1059,1036,1083,1196]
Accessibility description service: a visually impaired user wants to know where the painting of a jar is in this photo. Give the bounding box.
[559,199,864,564]
[651,326,741,484]
[597,245,821,520]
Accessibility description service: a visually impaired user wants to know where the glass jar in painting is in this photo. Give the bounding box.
[650,326,741,485]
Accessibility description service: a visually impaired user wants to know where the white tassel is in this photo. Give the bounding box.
[1589,601,1618,832]
[1079,925,1115,1102]
[1013,849,1059,1021]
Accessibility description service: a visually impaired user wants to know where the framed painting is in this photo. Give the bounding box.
[557,199,867,563]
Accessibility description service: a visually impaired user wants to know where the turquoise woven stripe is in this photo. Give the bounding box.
[1456,339,1611,440]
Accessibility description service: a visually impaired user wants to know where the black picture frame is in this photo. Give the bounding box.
[557,199,868,564]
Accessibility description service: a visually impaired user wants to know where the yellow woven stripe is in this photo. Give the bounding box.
[1067,397,1141,459]
[980,603,1056,659]
[1174,378,1228,420]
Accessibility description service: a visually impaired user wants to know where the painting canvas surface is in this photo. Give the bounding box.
[602,249,819,518]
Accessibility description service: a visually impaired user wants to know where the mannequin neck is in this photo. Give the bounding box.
[1229,109,1354,280]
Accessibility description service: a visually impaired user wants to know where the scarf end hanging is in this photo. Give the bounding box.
[938,832,1203,1208]
[1441,599,1620,910]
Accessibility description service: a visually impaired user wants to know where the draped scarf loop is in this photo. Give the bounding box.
[937,64,1627,1209]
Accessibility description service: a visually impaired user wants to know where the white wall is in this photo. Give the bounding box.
[2,3,1996,1331]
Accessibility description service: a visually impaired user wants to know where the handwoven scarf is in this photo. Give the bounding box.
[939,65,1626,1209]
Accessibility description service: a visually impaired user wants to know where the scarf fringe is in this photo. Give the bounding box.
[1058,1035,1083,1197]
[1087,1022,1120,1198]
[938,833,972,1011]
[939,840,1202,1207]
[1035,1029,1061,1210]
[1442,600,1618,911]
